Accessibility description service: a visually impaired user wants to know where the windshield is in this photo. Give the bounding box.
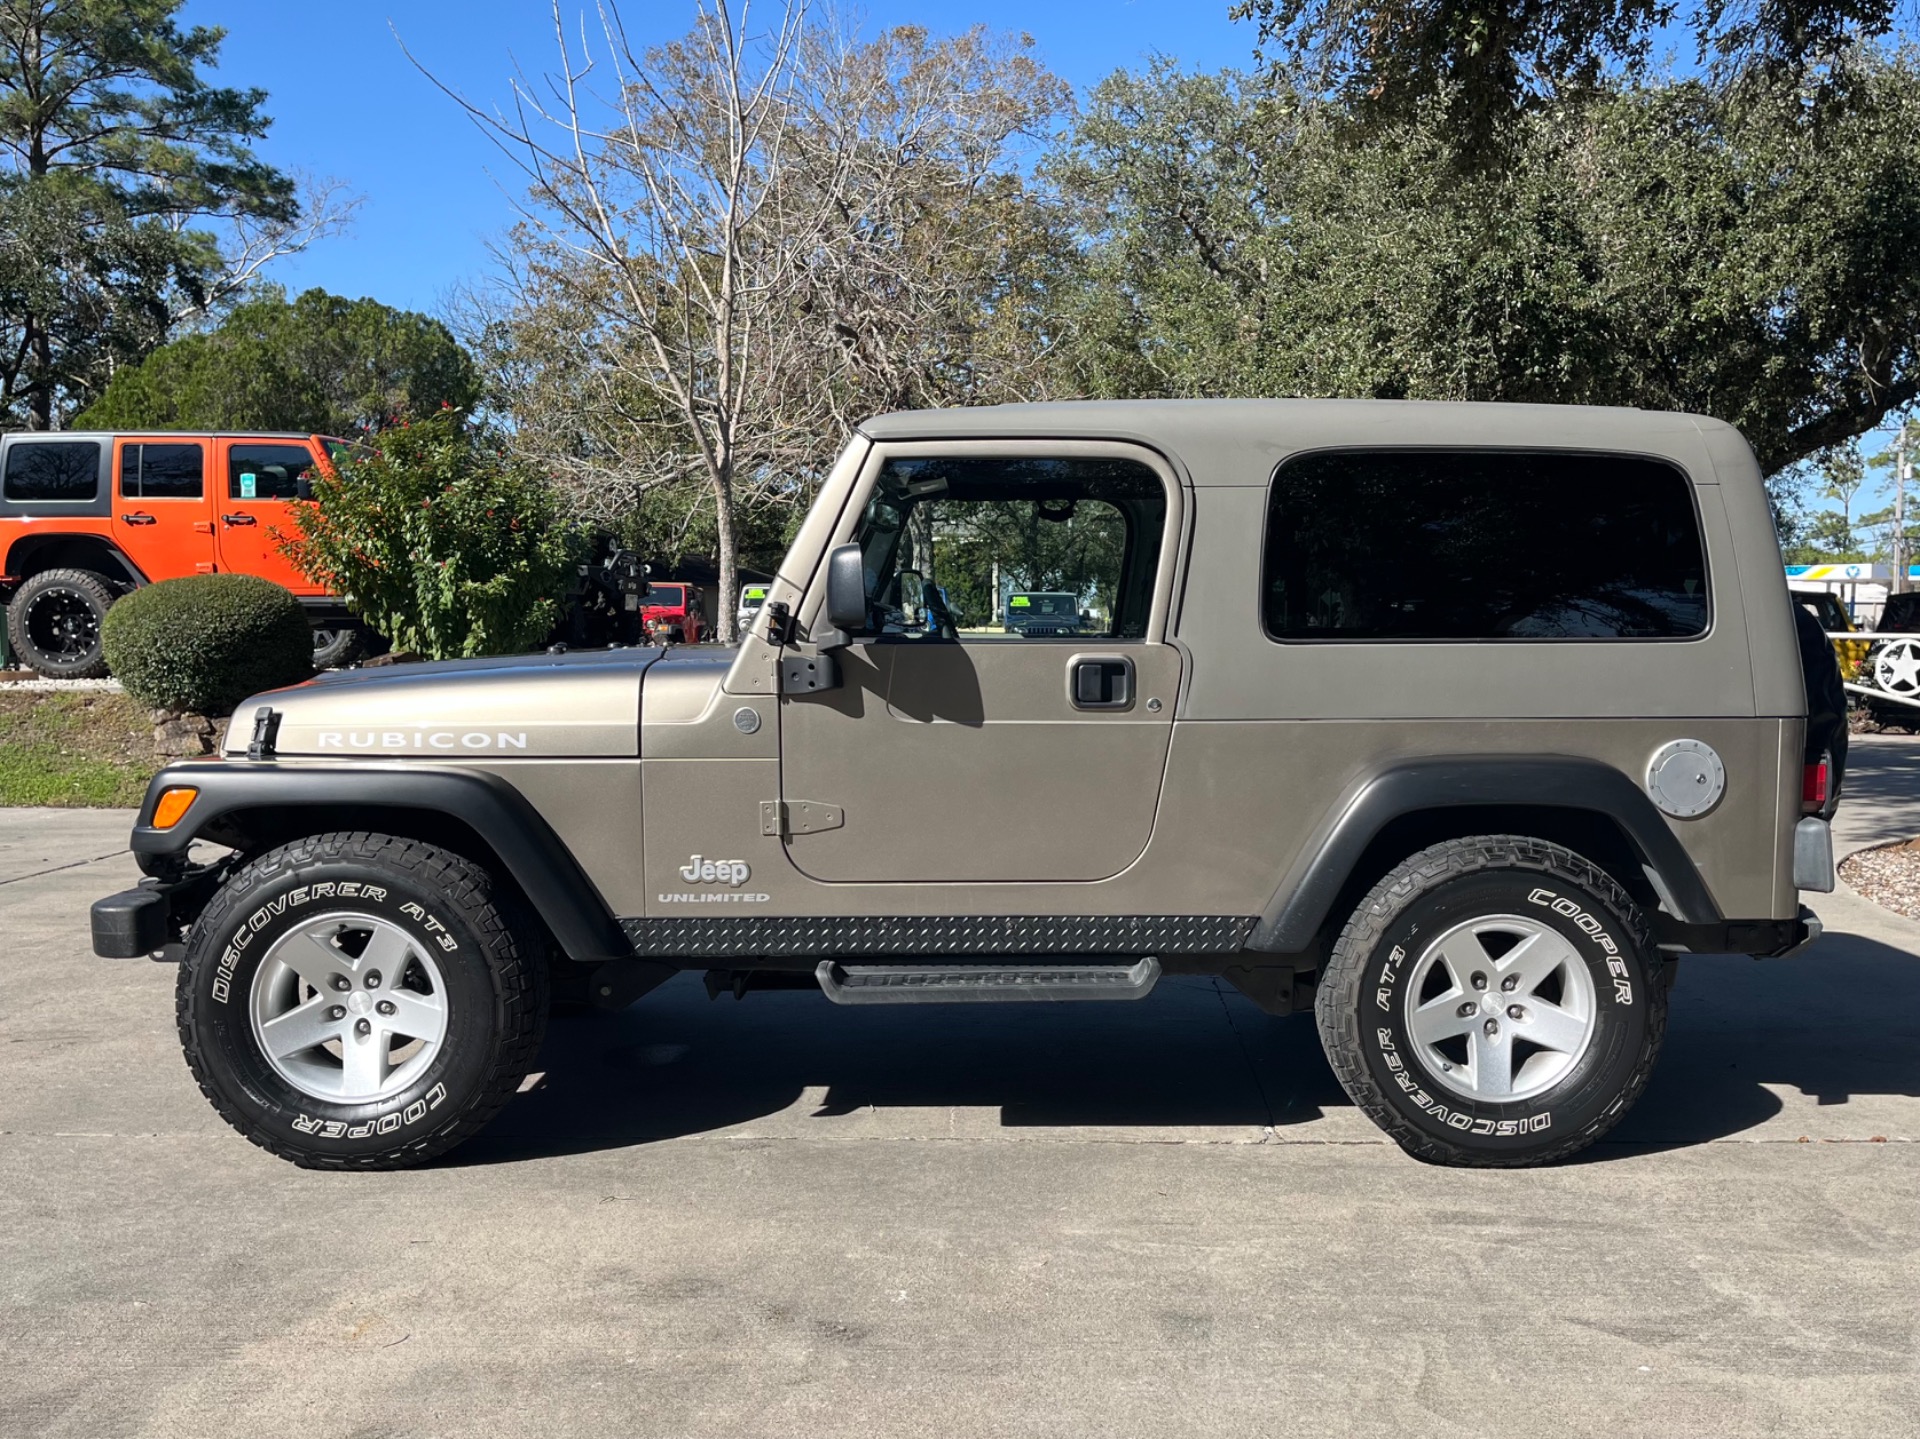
[741,587,768,610]
[647,584,687,606]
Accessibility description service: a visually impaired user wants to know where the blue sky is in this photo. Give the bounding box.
[178,1,1254,314]
[174,1,1903,512]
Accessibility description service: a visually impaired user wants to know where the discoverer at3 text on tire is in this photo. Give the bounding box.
[175,832,548,1170]
[1315,835,1668,1168]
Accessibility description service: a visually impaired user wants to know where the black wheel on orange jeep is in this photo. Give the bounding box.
[7,567,116,678]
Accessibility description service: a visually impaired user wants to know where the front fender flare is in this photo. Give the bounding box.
[130,760,633,964]
[1245,755,1723,953]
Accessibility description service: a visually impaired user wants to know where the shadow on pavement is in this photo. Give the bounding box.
[459,930,1920,1165]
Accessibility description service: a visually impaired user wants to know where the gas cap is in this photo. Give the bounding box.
[1646,739,1725,818]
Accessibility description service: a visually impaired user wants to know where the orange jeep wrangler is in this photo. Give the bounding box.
[0,431,365,677]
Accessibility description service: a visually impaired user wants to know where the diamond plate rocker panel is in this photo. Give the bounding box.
[618,914,1255,958]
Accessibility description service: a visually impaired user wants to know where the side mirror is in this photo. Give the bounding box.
[825,543,867,633]
[294,475,314,501]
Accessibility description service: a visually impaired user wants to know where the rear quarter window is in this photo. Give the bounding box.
[1262,449,1709,642]
[4,440,102,503]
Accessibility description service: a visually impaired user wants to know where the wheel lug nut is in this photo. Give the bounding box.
[328,1005,346,1021]
[365,971,381,989]
[329,975,350,992]
[1500,975,1519,992]
[1471,973,1488,991]
[354,1018,371,1037]
[1457,1001,1477,1018]
[1507,1004,1525,1020]
[1483,1018,1499,1037]
[376,1000,396,1016]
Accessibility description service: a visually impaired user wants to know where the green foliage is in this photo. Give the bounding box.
[1230,0,1895,149]
[0,0,296,427]
[75,286,481,435]
[101,574,313,715]
[0,693,155,807]
[1052,51,1920,477]
[281,410,583,660]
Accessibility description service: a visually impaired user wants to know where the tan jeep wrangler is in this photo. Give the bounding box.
[91,400,1833,1170]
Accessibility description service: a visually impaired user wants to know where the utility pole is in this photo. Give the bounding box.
[1899,418,1912,596]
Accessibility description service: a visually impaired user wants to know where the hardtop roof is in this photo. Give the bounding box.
[857,398,1739,486]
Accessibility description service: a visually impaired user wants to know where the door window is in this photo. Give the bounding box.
[227,444,317,500]
[849,456,1168,641]
[119,443,204,499]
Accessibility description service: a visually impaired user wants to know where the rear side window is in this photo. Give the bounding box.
[228,444,317,500]
[1262,450,1708,641]
[4,440,100,502]
[120,442,204,499]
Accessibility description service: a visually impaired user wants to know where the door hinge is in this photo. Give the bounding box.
[760,799,845,838]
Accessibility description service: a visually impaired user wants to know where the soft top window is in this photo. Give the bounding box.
[1263,449,1708,642]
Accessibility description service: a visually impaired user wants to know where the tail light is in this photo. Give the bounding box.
[1802,754,1831,813]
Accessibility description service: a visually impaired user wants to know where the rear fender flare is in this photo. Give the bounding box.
[1246,755,1724,953]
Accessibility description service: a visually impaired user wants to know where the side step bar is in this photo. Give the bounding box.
[815,957,1162,1006]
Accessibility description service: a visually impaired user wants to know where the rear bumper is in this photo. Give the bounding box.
[1658,906,1822,958]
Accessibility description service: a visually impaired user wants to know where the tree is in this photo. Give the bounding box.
[1052,51,1920,476]
[75,286,481,434]
[280,409,583,659]
[1231,0,1904,148]
[0,0,351,428]
[434,1,1070,639]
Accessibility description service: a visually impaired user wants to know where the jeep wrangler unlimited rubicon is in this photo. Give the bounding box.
[0,429,366,675]
[91,400,1833,1170]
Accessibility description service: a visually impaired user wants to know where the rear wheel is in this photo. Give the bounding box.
[177,832,548,1169]
[7,567,115,678]
[311,621,368,669]
[1316,835,1666,1167]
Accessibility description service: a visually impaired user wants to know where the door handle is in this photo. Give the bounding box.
[222,513,257,526]
[1070,656,1134,710]
[124,512,156,526]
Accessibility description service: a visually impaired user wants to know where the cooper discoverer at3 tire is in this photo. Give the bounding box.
[176,832,548,1170]
[1315,835,1668,1168]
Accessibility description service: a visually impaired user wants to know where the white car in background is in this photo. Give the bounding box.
[737,583,769,633]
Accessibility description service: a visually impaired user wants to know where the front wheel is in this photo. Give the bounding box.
[1316,835,1667,1167]
[177,832,548,1169]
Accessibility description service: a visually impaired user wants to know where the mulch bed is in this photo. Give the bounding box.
[1839,840,1920,922]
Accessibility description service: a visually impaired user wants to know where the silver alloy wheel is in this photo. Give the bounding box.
[1403,914,1598,1102]
[248,912,449,1103]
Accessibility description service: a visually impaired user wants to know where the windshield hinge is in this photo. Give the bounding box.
[760,799,844,838]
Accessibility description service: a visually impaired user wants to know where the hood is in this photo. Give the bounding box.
[224,646,663,759]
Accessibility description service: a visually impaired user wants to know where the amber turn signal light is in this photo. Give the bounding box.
[151,787,198,830]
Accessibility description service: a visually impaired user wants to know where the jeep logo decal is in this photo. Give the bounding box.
[680,854,751,887]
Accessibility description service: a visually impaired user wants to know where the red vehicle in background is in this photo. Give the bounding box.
[638,581,707,645]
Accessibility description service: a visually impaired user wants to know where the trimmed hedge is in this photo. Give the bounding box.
[102,575,314,715]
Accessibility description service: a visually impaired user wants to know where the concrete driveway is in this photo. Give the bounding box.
[3,744,1918,1437]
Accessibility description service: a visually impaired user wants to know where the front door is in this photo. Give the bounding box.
[111,438,214,579]
[213,438,326,594]
[779,445,1183,884]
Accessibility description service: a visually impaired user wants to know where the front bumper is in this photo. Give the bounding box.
[90,861,230,960]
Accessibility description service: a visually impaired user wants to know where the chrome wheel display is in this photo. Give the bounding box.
[248,913,448,1102]
[1403,914,1598,1102]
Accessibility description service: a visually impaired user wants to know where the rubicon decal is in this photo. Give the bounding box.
[315,731,530,751]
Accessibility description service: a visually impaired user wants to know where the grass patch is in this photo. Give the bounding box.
[0,691,157,807]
